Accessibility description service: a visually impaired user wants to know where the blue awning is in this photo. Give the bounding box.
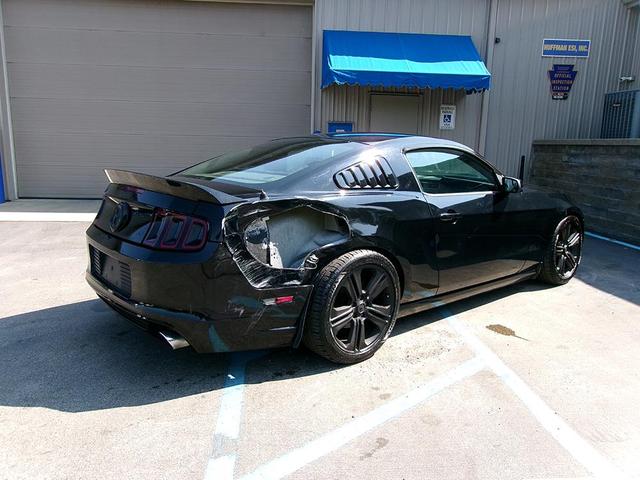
[322,30,491,92]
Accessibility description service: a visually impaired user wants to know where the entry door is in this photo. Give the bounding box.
[369,94,420,134]
[405,148,525,294]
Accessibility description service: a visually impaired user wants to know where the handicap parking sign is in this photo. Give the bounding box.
[439,105,456,130]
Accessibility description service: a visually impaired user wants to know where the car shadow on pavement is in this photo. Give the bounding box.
[0,280,556,414]
[392,279,554,338]
[2,239,633,415]
[0,299,337,413]
[0,282,539,414]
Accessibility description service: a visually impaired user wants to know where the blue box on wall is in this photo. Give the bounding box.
[328,121,353,134]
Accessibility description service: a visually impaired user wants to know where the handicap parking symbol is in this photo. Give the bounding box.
[439,105,456,130]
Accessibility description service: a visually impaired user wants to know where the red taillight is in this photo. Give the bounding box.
[143,209,209,251]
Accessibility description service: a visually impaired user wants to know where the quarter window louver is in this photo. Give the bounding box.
[334,157,398,190]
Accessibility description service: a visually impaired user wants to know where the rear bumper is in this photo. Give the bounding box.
[87,273,214,352]
[85,224,312,353]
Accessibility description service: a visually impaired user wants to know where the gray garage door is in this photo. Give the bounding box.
[3,0,312,197]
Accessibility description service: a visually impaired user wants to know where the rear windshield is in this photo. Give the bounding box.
[177,138,363,186]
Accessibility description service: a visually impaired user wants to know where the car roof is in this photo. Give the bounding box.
[325,132,477,153]
[326,132,411,143]
[268,133,479,156]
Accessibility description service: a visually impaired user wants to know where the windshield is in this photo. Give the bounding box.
[177,139,363,186]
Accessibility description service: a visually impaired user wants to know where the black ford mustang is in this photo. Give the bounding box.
[86,134,583,364]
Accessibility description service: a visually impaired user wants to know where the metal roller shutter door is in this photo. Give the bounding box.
[3,0,312,197]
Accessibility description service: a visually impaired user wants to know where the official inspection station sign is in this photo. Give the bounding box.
[548,64,577,100]
[542,39,590,57]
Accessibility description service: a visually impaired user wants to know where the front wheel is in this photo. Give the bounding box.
[303,250,400,364]
[539,215,583,285]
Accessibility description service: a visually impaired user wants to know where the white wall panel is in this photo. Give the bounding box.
[3,0,312,197]
[485,0,635,175]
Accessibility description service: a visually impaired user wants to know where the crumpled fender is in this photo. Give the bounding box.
[223,198,351,289]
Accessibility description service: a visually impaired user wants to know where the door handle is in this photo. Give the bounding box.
[439,211,461,223]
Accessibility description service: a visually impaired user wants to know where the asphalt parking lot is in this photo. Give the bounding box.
[1,219,639,480]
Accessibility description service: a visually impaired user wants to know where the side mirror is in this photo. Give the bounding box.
[502,176,522,193]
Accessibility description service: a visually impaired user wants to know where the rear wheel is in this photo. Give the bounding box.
[303,250,400,364]
[539,215,583,285]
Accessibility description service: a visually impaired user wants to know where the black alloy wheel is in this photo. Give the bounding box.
[539,215,583,285]
[329,265,394,353]
[304,250,400,364]
[554,216,582,279]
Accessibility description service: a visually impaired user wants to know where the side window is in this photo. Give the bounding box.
[405,149,498,194]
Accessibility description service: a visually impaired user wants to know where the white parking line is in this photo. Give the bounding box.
[0,212,96,222]
[208,300,629,480]
[445,309,629,480]
[206,455,236,480]
[239,356,485,480]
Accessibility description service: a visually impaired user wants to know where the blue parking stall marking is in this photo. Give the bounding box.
[585,232,640,252]
[205,351,266,480]
[208,325,231,353]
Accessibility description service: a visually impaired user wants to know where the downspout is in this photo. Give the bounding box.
[309,1,317,133]
[478,0,498,155]
[618,5,638,91]
[0,0,17,200]
[617,9,630,91]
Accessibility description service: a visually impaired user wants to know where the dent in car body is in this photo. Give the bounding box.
[223,199,351,288]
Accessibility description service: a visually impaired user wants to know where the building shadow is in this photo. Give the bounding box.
[574,236,639,307]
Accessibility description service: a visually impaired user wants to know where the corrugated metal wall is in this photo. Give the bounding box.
[3,0,312,197]
[313,0,489,150]
[313,0,639,176]
[485,0,637,175]
[319,86,482,149]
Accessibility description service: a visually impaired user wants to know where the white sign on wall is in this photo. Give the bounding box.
[439,105,456,130]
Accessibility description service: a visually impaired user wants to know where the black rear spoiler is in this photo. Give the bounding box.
[104,169,249,205]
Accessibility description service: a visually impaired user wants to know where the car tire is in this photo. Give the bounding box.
[303,249,400,364]
[539,215,583,285]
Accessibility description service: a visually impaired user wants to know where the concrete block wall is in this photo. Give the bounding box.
[530,139,640,244]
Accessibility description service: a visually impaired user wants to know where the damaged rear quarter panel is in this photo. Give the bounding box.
[223,199,351,289]
[223,191,438,301]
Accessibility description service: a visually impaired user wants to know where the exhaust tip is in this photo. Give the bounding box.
[158,330,190,350]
